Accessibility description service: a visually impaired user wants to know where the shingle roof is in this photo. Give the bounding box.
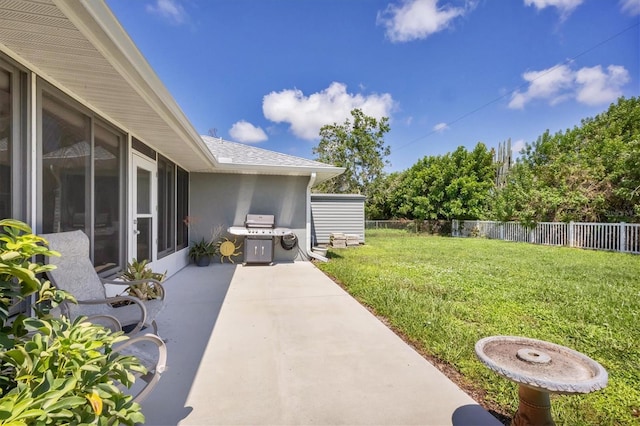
[201,135,334,169]
[200,136,344,184]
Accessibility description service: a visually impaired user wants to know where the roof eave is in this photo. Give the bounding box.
[53,0,219,171]
[213,163,345,185]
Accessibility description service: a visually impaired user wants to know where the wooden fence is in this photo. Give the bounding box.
[452,220,640,254]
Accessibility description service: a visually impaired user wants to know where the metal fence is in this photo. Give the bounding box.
[366,220,451,235]
[452,220,640,254]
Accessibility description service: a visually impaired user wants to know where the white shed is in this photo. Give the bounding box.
[311,194,366,245]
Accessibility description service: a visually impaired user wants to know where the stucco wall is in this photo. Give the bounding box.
[190,173,309,262]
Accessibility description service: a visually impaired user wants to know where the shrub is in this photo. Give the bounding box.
[0,219,146,425]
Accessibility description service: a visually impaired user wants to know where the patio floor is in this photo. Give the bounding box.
[139,261,501,425]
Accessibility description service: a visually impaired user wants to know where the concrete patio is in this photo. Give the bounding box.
[140,261,502,426]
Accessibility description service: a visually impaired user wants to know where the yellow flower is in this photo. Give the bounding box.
[87,391,103,416]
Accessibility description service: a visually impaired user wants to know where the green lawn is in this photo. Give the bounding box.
[316,229,640,425]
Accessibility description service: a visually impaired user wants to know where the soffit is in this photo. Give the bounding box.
[0,0,216,172]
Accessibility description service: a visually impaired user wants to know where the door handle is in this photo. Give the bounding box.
[261,246,264,256]
[254,246,257,255]
[133,229,141,235]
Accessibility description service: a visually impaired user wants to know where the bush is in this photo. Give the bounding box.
[0,219,146,425]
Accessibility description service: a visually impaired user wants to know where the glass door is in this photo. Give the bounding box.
[132,154,156,262]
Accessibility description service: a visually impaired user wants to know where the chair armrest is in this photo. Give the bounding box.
[102,278,166,300]
[113,333,168,403]
[99,279,132,286]
[76,296,148,335]
[81,315,123,332]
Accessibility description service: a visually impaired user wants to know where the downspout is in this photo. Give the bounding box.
[306,173,328,262]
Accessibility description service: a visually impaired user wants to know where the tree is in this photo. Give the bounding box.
[491,97,640,224]
[366,171,405,219]
[395,143,495,220]
[313,109,391,196]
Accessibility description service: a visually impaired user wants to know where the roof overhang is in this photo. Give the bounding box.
[0,0,345,185]
[211,162,345,185]
[0,0,218,172]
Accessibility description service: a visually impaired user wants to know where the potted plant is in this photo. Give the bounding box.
[118,258,166,300]
[189,238,217,266]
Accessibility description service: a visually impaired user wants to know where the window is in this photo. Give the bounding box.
[93,123,123,271]
[40,85,124,275]
[176,166,189,250]
[0,57,26,221]
[41,92,91,233]
[1,55,27,317]
[0,67,12,219]
[157,154,175,257]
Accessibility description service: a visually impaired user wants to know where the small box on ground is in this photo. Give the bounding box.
[330,233,346,248]
[346,234,360,246]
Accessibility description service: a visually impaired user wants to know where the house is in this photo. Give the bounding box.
[0,0,343,279]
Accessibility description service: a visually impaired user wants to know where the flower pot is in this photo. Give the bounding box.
[195,256,211,267]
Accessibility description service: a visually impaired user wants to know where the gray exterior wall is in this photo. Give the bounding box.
[190,173,310,262]
[311,194,366,245]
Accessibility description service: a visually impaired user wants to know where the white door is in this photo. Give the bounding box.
[132,154,156,262]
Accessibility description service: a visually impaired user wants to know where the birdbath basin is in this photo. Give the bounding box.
[475,336,608,426]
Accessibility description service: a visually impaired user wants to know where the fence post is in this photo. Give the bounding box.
[620,222,627,253]
[569,221,574,248]
[452,219,458,237]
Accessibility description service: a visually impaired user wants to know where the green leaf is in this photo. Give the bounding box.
[43,396,86,412]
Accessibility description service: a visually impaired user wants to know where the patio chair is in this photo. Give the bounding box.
[83,315,167,403]
[116,332,168,403]
[42,230,166,335]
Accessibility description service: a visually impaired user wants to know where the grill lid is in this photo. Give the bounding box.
[245,214,275,228]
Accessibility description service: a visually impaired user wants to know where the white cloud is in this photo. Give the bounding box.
[620,0,640,15]
[511,139,526,156]
[575,65,630,105]
[524,0,584,17]
[508,63,629,109]
[146,0,188,25]
[509,64,574,109]
[229,120,268,144]
[262,82,395,140]
[433,122,449,132]
[377,0,468,42]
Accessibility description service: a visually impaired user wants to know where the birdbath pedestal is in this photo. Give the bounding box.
[475,336,608,426]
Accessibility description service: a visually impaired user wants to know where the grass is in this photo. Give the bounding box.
[316,229,640,425]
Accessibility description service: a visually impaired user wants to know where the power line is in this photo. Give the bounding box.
[394,21,639,152]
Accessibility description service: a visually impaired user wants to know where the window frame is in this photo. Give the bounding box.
[157,154,175,259]
[36,79,126,276]
[1,54,29,317]
[0,54,28,222]
[176,166,189,250]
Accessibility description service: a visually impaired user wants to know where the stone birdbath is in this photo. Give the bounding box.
[475,336,608,426]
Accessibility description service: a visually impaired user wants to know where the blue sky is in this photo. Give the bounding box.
[105,0,639,172]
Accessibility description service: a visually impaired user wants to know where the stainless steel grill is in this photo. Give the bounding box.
[228,214,294,264]
[245,214,274,228]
